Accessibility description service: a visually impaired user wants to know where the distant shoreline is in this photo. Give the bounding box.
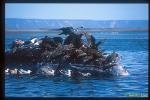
[5,28,148,33]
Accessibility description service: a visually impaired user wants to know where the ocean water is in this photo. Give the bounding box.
[5,32,148,97]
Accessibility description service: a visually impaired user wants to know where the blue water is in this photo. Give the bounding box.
[5,32,148,97]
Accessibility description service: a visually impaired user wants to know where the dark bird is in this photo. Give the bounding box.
[58,27,74,35]
[83,32,106,50]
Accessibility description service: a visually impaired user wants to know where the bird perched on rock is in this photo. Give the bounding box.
[83,32,105,50]
[59,27,83,48]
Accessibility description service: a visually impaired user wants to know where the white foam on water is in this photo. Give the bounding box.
[60,70,72,77]
[40,67,55,76]
[19,69,32,75]
[81,72,91,77]
[112,64,129,76]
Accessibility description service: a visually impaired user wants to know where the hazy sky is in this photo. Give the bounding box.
[5,4,148,20]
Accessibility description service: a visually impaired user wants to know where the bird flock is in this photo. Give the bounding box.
[5,27,129,77]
